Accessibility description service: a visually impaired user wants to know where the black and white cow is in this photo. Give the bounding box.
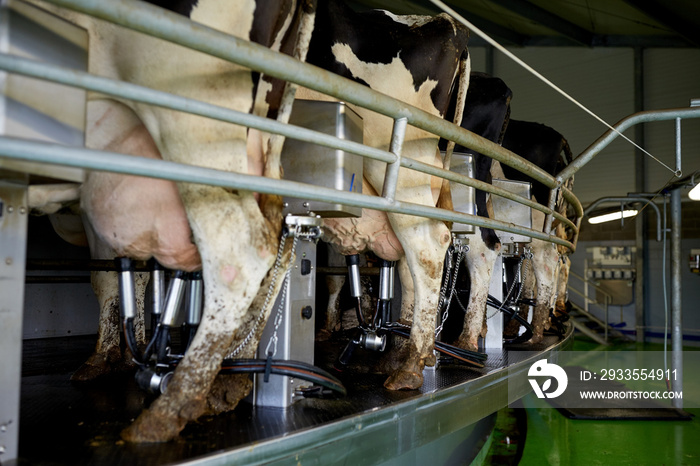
[29,0,470,440]
[499,120,574,343]
[30,0,314,442]
[440,72,512,351]
[299,0,470,390]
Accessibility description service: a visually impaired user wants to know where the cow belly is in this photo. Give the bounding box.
[81,100,201,271]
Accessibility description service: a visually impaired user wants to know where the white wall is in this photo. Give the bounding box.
[467,46,700,205]
[467,45,700,343]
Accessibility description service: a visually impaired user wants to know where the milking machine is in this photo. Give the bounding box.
[117,216,346,400]
[334,149,486,370]
[488,178,536,345]
[115,99,381,404]
[441,154,535,353]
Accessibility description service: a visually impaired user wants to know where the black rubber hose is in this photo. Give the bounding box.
[387,327,486,367]
[156,325,171,364]
[122,317,144,365]
[219,359,347,396]
[142,324,162,363]
[486,294,535,343]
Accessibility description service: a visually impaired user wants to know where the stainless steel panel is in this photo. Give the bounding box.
[0,170,28,464]
[491,178,532,244]
[282,100,363,217]
[449,152,475,234]
[484,254,503,350]
[253,239,317,408]
[1,0,87,182]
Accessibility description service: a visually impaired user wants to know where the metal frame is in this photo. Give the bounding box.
[0,0,696,461]
[0,0,581,251]
[189,333,573,466]
[0,171,28,462]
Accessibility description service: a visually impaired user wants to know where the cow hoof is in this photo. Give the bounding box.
[316,329,333,342]
[384,370,423,391]
[454,337,478,353]
[528,334,544,345]
[121,409,186,443]
[71,361,109,382]
[71,354,136,382]
[205,374,252,415]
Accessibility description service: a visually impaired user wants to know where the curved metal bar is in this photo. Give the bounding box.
[0,53,395,165]
[41,0,565,209]
[0,53,577,237]
[559,107,700,183]
[7,0,581,251]
[0,136,574,251]
[583,196,663,242]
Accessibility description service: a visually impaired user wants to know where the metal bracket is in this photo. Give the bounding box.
[284,214,322,241]
[0,171,29,463]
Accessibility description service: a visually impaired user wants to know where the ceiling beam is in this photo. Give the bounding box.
[346,0,530,45]
[448,6,529,46]
[488,0,595,46]
[623,0,699,47]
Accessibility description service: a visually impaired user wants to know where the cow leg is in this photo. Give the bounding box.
[320,246,350,339]
[454,231,500,352]
[322,275,345,338]
[504,260,535,337]
[383,213,450,390]
[528,238,559,344]
[554,255,571,316]
[121,190,276,443]
[204,237,291,415]
[396,257,415,324]
[72,234,148,381]
[376,257,413,375]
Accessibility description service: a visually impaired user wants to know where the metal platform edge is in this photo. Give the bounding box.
[186,326,574,466]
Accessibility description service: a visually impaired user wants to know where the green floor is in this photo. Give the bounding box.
[489,338,700,466]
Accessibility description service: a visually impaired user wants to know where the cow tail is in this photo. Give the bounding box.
[260,0,317,225]
[437,50,469,227]
[561,137,573,165]
[442,51,471,172]
[264,0,317,180]
[498,103,511,145]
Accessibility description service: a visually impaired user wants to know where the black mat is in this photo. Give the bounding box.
[548,366,693,421]
[556,407,693,420]
[18,330,571,465]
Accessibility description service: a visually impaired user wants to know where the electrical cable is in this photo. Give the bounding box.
[386,326,486,367]
[122,318,144,365]
[219,359,346,396]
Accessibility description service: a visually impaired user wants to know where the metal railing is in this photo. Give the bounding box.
[568,270,613,342]
[0,0,581,252]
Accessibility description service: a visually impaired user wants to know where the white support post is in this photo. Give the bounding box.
[0,171,29,463]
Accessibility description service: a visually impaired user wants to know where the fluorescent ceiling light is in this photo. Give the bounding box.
[588,209,638,225]
[689,183,700,201]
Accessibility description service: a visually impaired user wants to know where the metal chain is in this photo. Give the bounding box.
[264,227,300,357]
[486,248,532,320]
[436,244,466,338]
[227,229,291,358]
[437,244,455,313]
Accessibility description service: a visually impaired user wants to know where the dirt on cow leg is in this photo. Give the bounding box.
[72,296,123,382]
[120,343,223,443]
[71,348,122,382]
[375,339,407,375]
[528,303,549,345]
[503,303,529,337]
[454,332,479,353]
[204,373,253,415]
[383,342,425,391]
